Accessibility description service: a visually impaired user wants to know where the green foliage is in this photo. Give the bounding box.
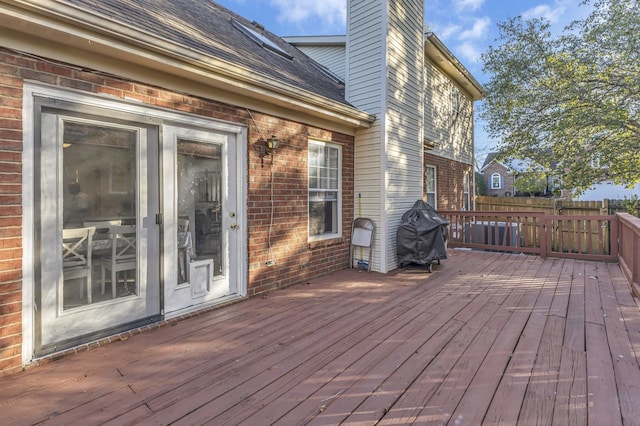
[475,171,487,196]
[620,195,640,216]
[514,172,547,197]
[480,0,640,194]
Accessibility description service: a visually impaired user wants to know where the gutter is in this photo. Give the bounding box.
[424,32,485,101]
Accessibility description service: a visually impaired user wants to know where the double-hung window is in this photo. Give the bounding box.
[308,141,341,239]
[425,165,437,208]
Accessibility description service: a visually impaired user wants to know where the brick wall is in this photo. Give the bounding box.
[0,48,354,374]
[423,153,473,210]
[483,162,515,197]
[246,119,354,296]
[0,51,24,375]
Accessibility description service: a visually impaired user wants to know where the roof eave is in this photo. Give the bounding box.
[424,33,485,101]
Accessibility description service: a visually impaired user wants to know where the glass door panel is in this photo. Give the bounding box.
[62,122,138,307]
[177,140,223,282]
[38,111,160,354]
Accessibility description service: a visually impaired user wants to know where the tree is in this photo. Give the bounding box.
[514,171,547,197]
[475,171,487,196]
[480,0,640,194]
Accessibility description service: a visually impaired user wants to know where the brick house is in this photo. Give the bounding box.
[481,153,563,198]
[0,0,482,375]
[481,154,516,197]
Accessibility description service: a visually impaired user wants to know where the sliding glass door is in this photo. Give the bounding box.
[37,109,160,354]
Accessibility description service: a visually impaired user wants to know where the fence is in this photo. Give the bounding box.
[440,211,618,262]
[618,213,640,299]
[475,196,639,217]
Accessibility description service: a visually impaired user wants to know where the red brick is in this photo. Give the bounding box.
[0,312,21,327]
[0,259,21,272]
[0,276,21,290]
[0,354,21,376]
[0,75,22,87]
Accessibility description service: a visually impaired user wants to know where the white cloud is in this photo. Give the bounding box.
[456,41,483,64]
[454,0,486,13]
[518,1,595,35]
[435,23,462,41]
[458,17,491,41]
[522,4,566,24]
[271,0,346,28]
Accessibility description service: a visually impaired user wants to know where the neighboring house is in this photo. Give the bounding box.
[480,154,516,197]
[284,32,484,215]
[481,153,559,197]
[0,0,482,375]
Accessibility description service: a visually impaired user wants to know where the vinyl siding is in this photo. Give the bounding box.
[424,59,474,165]
[348,0,424,272]
[348,0,385,271]
[292,45,346,80]
[384,0,424,272]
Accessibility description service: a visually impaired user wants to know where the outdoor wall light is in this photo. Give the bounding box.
[266,135,280,155]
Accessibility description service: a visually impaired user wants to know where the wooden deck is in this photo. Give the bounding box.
[2,250,640,425]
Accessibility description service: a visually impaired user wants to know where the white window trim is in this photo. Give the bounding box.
[491,172,502,189]
[308,139,342,242]
[463,171,470,210]
[425,165,437,209]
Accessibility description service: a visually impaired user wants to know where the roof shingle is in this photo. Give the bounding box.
[63,0,349,105]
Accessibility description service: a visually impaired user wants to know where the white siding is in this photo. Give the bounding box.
[348,0,424,272]
[384,0,424,272]
[424,60,474,165]
[348,0,386,271]
[293,45,346,80]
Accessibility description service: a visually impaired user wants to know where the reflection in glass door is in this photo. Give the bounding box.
[37,110,160,354]
[177,140,223,282]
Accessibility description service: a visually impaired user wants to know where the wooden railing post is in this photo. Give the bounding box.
[610,214,619,259]
[540,212,547,259]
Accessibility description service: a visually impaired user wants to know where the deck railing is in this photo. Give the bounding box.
[618,213,640,299]
[440,211,619,261]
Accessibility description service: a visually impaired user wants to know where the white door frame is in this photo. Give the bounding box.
[162,124,244,316]
[22,83,247,364]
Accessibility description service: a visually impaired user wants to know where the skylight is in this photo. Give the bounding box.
[231,19,293,60]
[310,62,344,85]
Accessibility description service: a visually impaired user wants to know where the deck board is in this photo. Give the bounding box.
[2,250,640,425]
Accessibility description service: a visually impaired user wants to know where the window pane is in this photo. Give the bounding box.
[309,197,338,236]
[177,139,223,280]
[308,142,340,238]
[62,121,137,308]
[425,166,436,192]
[492,174,501,189]
[329,148,338,168]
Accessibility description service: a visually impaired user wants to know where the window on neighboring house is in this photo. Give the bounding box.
[463,171,470,210]
[491,172,502,189]
[425,165,437,208]
[308,140,341,239]
[591,154,602,169]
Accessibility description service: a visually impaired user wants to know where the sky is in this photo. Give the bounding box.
[214,0,594,165]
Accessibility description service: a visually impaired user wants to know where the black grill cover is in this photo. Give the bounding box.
[397,200,449,265]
